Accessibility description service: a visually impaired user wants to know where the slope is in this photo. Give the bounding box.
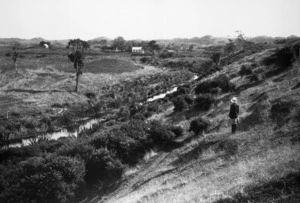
[100,46,300,203]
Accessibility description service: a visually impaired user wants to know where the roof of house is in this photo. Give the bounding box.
[132,47,143,50]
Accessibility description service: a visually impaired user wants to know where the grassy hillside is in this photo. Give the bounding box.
[100,43,300,203]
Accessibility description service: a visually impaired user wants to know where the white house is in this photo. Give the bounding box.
[132,47,144,54]
[43,44,49,49]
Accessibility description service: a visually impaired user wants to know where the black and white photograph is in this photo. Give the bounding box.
[0,0,300,202]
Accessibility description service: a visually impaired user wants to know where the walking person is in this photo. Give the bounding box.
[229,97,239,134]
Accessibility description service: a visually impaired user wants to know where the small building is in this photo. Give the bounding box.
[132,47,144,54]
[43,44,49,49]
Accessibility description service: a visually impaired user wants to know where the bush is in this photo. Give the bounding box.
[1,155,85,203]
[270,100,295,126]
[263,46,294,74]
[91,120,150,165]
[210,87,222,95]
[239,64,253,76]
[140,57,150,63]
[85,148,124,183]
[159,51,174,58]
[189,117,210,135]
[195,75,234,94]
[85,92,96,99]
[148,121,176,146]
[172,96,189,112]
[168,126,183,138]
[0,145,42,163]
[194,94,216,111]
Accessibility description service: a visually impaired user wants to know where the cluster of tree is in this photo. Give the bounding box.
[92,36,161,53]
[0,117,183,202]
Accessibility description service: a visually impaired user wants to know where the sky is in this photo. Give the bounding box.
[0,0,300,40]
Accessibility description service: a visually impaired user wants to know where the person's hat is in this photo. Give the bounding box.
[231,97,237,103]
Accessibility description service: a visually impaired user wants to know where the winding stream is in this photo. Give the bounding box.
[8,74,199,148]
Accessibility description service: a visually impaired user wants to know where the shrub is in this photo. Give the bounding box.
[56,139,94,162]
[148,121,176,146]
[0,145,42,163]
[173,96,188,112]
[274,47,294,69]
[140,57,150,63]
[211,52,221,65]
[195,75,234,94]
[85,148,124,183]
[168,126,183,138]
[239,64,253,76]
[263,46,294,75]
[270,100,295,126]
[189,117,210,135]
[85,92,96,99]
[194,94,216,111]
[159,51,174,58]
[210,87,222,95]
[1,155,85,203]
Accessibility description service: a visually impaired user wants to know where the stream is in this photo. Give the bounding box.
[8,74,199,148]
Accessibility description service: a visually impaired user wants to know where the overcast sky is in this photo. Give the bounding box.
[0,0,300,40]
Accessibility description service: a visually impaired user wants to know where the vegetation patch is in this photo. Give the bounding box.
[270,99,295,127]
[194,93,216,111]
[195,75,234,94]
[189,117,210,136]
[85,58,141,74]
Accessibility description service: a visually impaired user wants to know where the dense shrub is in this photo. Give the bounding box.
[270,100,295,126]
[148,121,176,146]
[189,117,210,135]
[85,148,124,183]
[173,96,189,112]
[0,145,42,163]
[85,92,96,99]
[211,52,221,65]
[274,47,294,69]
[195,75,234,94]
[159,51,174,58]
[168,126,183,138]
[0,155,85,203]
[210,87,222,95]
[263,46,294,75]
[56,139,94,161]
[239,64,253,76]
[91,120,151,165]
[56,112,75,130]
[194,94,216,111]
[140,57,150,63]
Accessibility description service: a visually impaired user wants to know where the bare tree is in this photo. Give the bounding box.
[67,39,90,92]
[12,47,19,72]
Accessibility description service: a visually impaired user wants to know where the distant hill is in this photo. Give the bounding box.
[89,36,111,42]
[157,35,229,46]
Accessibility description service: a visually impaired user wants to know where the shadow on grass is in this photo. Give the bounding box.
[236,80,264,93]
[213,172,300,203]
[171,138,238,167]
[130,168,178,192]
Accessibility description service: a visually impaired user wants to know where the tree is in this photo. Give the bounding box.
[211,52,221,65]
[147,40,160,54]
[67,39,90,92]
[112,36,126,51]
[12,47,19,72]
